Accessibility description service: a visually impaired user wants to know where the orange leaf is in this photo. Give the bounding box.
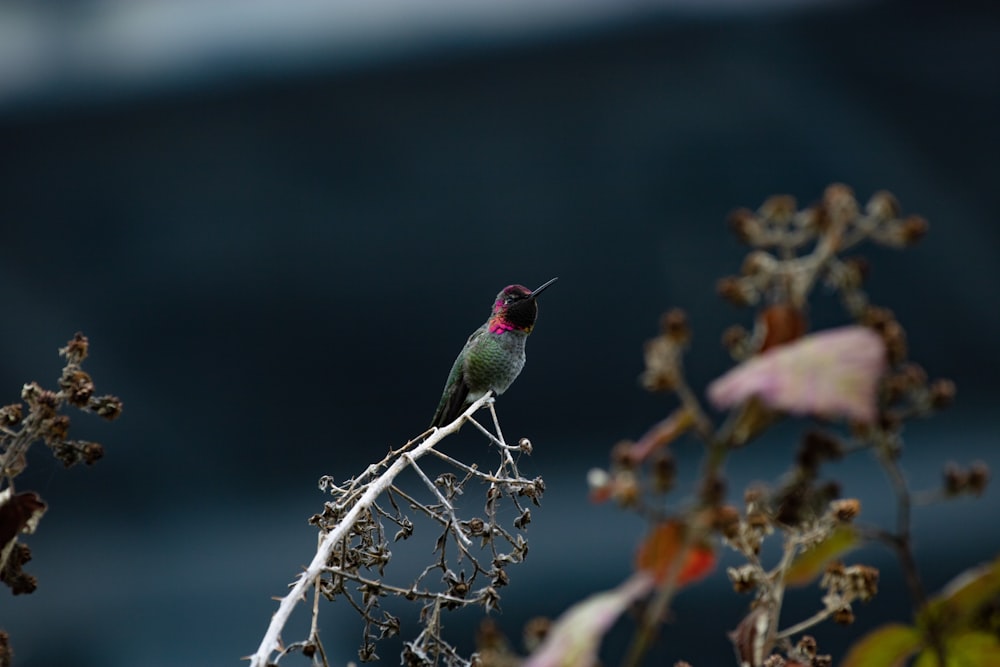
[626,408,695,464]
[635,519,716,587]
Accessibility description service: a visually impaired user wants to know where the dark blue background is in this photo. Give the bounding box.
[1,1,998,665]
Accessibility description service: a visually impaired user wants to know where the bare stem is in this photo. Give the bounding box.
[403,453,473,547]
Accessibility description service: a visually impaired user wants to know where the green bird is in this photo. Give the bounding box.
[431,278,558,427]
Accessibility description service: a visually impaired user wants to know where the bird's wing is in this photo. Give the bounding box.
[430,326,484,427]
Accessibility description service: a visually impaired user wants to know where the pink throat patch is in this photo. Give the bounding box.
[489,318,516,334]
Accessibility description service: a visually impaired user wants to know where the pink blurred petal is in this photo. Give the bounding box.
[708,326,886,423]
[523,573,653,667]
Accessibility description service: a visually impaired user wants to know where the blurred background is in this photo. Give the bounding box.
[1,0,998,665]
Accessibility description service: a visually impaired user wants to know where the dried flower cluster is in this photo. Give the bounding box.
[249,396,544,667]
[0,333,122,659]
[574,185,987,667]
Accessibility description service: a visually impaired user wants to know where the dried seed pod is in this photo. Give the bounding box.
[661,308,691,344]
[760,194,797,223]
[728,208,761,244]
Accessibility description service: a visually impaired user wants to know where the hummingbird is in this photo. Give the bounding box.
[431,278,558,428]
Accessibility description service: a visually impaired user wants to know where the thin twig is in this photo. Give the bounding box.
[404,454,473,547]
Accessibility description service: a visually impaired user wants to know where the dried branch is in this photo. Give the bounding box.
[250,389,544,667]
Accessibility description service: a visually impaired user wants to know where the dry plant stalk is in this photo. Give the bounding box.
[570,184,982,667]
[0,333,123,660]
[249,393,544,667]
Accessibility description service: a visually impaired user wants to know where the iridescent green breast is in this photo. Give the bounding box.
[463,330,528,397]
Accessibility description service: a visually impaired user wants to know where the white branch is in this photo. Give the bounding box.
[247,393,493,667]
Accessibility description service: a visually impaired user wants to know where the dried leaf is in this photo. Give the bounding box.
[625,408,695,463]
[635,519,716,587]
[0,489,46,568]
[841,623,922,667]
[522,574,653,667]
[708,326,886,423]
[785,525,859,587]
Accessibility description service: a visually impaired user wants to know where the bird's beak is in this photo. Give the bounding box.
[529,277,558,299]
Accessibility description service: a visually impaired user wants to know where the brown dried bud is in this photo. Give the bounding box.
[860,305,895,331]
[476,618,505,651]
[301,643,316,658]
[775,483,806,525]
[744,486,767,508]
[20,382,42,405]
[82,442,104,465]
[518,437,533,454]
[0,404,22,426]
[796,635,817,659]
[822,183,858,220]
[741,251,773,276]
[722,325,748,352]
[43,415,71,444]
[0,630,11,667]
[465,518,486,536]
[450,579,469,598]
[898,362,928,390]
[89,395,124,421]
[762,654,786,667]
[614,471,641,508]
[641,336,679,392]
[747,510,770,531]
[700,474,726,507]
[853,565,880,600]
[899,216,929,245]
[798,430,844,472]
[866,190,901,220]
[717,276,751,307]
[882,320,908,365]
[929,378,956,409]
[833,606,855,625]
[830,498,861,522]
[661,308,690,344]
[813,655,833,667]
[728,208,760,244]
[968,461,990,496]
[760,194,797,222]
[59,332,89,364]
[878,410,902,433]
[2,543,38,594]
[841,256,870,288]
[727,564,759,593]
[651,452,677,494]
[712,504,741,540]
[523,617,552,652]
[611,440,636,468]
[59,369,95,407]
[943,463,967,495]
